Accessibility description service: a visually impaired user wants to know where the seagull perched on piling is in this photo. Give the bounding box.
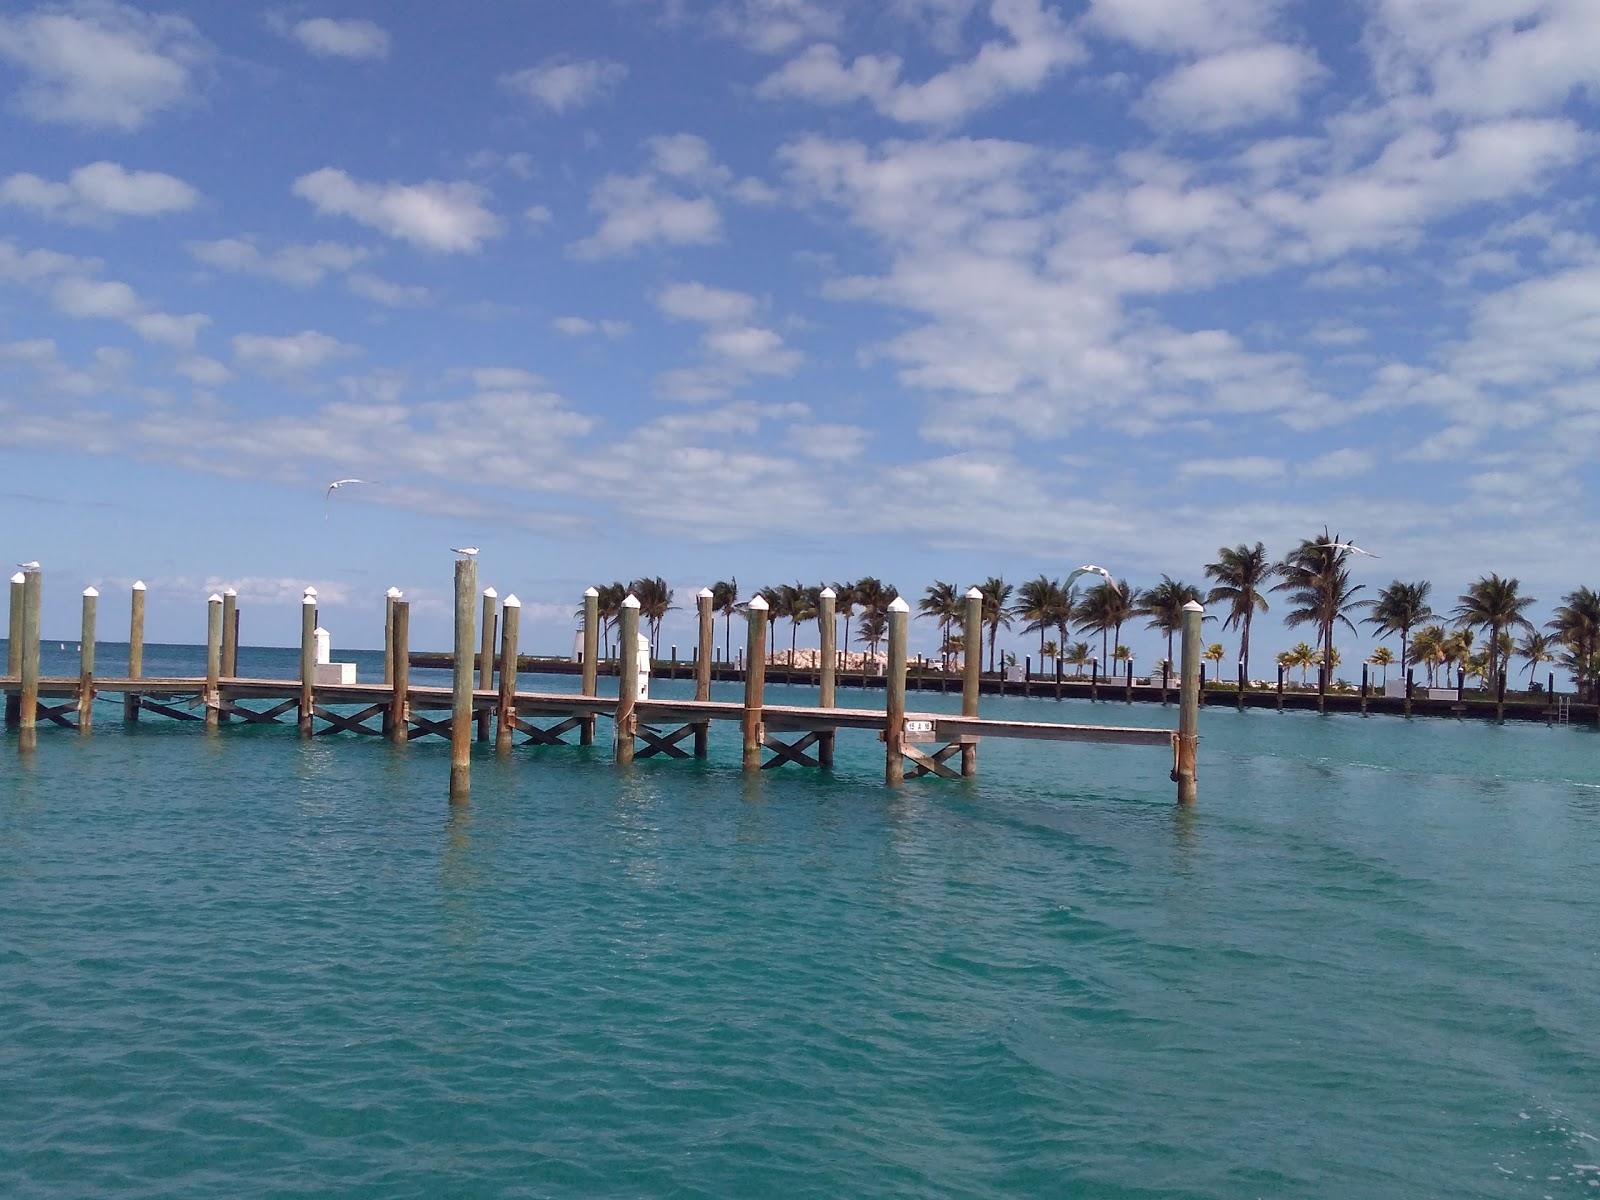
[1065,564,1122,593]
[451,546,479,557]
[16,560,39,571]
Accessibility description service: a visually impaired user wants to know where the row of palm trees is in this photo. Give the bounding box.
[588,537,1599,698]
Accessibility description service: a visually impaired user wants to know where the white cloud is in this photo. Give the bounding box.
[708,0,839,54]
[50,274,206,348]
[0,1,209,130]
[653,281,799,397]
[657,281,758,324]
[1177,455,1286,483]
[1300,448,1376,479]
[287,16,390,60]
[757,0,1083,124]
[346,273,431,307]
[176,355,231,386]
[1087,0,1284,54]
[292,168,502,253]
[571,173,722,258]
[188,237,369,286]
[500,57,626,112]
[232,330,357,376]
[551,316,630,339]
[1140,43,1324,132]
[0,161,198,223]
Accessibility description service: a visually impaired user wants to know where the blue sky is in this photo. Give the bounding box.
[2,0,1598,672]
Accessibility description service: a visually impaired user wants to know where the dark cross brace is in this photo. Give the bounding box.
[407,713,454,741]
[635,723,695,760]
[762,730,823,770]
[36,701,78,729]
[313,703,387,737]
[138,698,202,722]
[903,742,962,780]
[509,714,584,746]
[223,698,298,725]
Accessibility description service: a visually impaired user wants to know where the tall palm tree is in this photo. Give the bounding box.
[1274,531,1365,700]
[711,578,739,662]
[788,582,820,666]
[769,583,801,665]
[1443,627,1475,684]
[1013,575,1065,663]
[1368,645,1395,686]
[1055,585,1080,665]
[1075,581,1128,678]
[1409,623,1447,687]
[1204,643,1225,671]
[977,576,1014,672]
[1359,580,1434,677]
[857,610,888,659]
[1136,575,1204,674]
[851,578,898,663]
[628,576,675,657]
[831,581,857,663]
[1204,542,1273,684]
[1453,573,1536,691]
[1515,630,1555,688]
[758,585,784,661]
[1288,641,1317,686]
[918,581,961,668]
[596,581,626,657]
[1548,587,1600,700]
[1064,641,1092,679]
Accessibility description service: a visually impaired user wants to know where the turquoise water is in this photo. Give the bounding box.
[3,645,1599,1197]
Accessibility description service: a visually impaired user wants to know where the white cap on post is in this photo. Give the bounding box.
[584,586,599,598]
[132,580,145,591]
[302,594,316,606]
[83,586,98,598]
[483,587,497,599]
[304,586,317,599]
[747,594,768,612]
[888,596,910,613]
[1183,600,1204,613]
[503,594,521,608]
[966,586,982,600]
[820,586,836,599]
[698,587,713,599]
[386,586,402,599]
[208,593,222,604]
[622,593,641,610]
[11,572,25,584]
[224,587,237,597]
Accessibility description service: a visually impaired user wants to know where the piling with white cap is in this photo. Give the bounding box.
[496,594,521,753]
[205,593,223,732]
[616,594,641,765]
[221,587,238,681]
[817,586,837,767]
[5,572,22,729]
[1175,600,1203,805]
[885,596,910,786]
[961,586,983,777]
[383,587,402,686]
[79,587,98,733]
[18,566,40,751]
[299,590,317,738]
[450,552,476,801]
[387,596,409,745]
[580,586,599,746]
[742,594,768,770]
[694,587,714,757]
[478,586,498,743]
[124,580,145,724]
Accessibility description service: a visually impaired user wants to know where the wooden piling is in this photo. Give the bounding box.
[383,587,400,686]
[1276,664,1285,712]
[1360,663,1369,716]
[299,589,316,738]
[885,597,909,786]
[220,588,238,677]
[19,569,40,751]
[961,586,981,777]
[450,557,476,802]
[742,594,768,770]
[1175,600,1202,805]
[388,599,409,745]
[477,587,497,743]
[1091,659,1099,701]
[78,587,97,733]
[6,572,22,728]
[497,594,520,753]
[1236,659,1245,711]
[580,586,598,747]
[818,586,836,767]
[125,581,144,724]
[1023,655,1031,697]
[205,593,222,732]
[1125,658,1134,703]
[694,587,713,758]
[1404,669,1413,716]
[616,593,640,765]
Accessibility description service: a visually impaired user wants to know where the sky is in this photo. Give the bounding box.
[1,0,1598,672]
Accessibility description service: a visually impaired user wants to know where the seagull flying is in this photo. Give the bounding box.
[451,546,480,557]
[323,478,376,520]
[1065,564,1122,593]
[1325,541,1380,558]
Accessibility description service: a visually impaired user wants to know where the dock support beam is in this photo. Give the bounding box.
[961,586,982,777]
[205,593,223,732]
[694,587,713,757]
[1175,600,1202,805]
[885,597,909,786]
[19,569,40,751]
[124,581,145,724]
[497,595,520,753]
[6,572,23,729]
[818,586,836,767]
[580,586,599,746]
[79,587,97,733]
[616,594,640,765]
[742,594,768,770]
[299,589,317,738]
[388,599,409,745]
[450,556,476,802]
[477,587,497,743]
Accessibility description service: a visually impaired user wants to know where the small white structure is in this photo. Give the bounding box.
[313,625,357,685]
[635,632,651,700]
[1004,663,1025,683]
[1384,679,1407,698]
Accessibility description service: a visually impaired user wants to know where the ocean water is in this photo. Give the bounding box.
[3,644,1599,1198]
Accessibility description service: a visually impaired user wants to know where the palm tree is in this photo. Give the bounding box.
[1204,542,1274,684]
[1368,645,1395,686]
[1443,627,1475,685]
[1453,573,1535,691]
[711,579,739,662]
[1275,648,1297,683]
[1041,638,1059,672]
[1548,587,1600,700]
[832,581,857,663]
[978,576,1013,672]
[758,585,784,661]
[1064,641,1091,679]
[628,577,675,657]
[788,582,820,666]
[918,581,961,668]
[1204,643,1225,674]
[1409,623,1447,687]
[595,581,626,657]
[857,610,887,660]
[1289,641,1317,686]
[1515,630,1555,689]
[1014,575,1067,663]
[851,578,898,664]
[1274,531,1366,701]
[1359,580,1434,677]
[1075,581,1128,678]
[1136,575,1204,673]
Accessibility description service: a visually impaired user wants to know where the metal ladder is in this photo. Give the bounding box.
[1556,695,1571,725]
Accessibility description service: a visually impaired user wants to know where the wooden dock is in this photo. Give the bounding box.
[3,567,1202,803]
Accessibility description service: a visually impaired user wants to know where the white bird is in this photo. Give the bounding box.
[1325,541,1380,558]
[1065,564,1122,593]
[451,546,479,557]
[323,478,375,519]
[16,560,39,571]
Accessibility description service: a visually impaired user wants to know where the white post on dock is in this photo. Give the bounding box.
[694,587,713,758]
[616,594,640,765]
[818,586,837,768]
[451,555,477,803]
[6,572,23,729]
[497,594,520,754]
[477,587,497,743]
[580,586,599,747]
[1175,600,1203,805]
[961,586,982,777]
[885,596,910,786]
[78,587,97,734]
[19,567,41,752]
[742,594,768,770]
[125,581,144,724]
[299,587,317,739]
[205,593,223,732]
